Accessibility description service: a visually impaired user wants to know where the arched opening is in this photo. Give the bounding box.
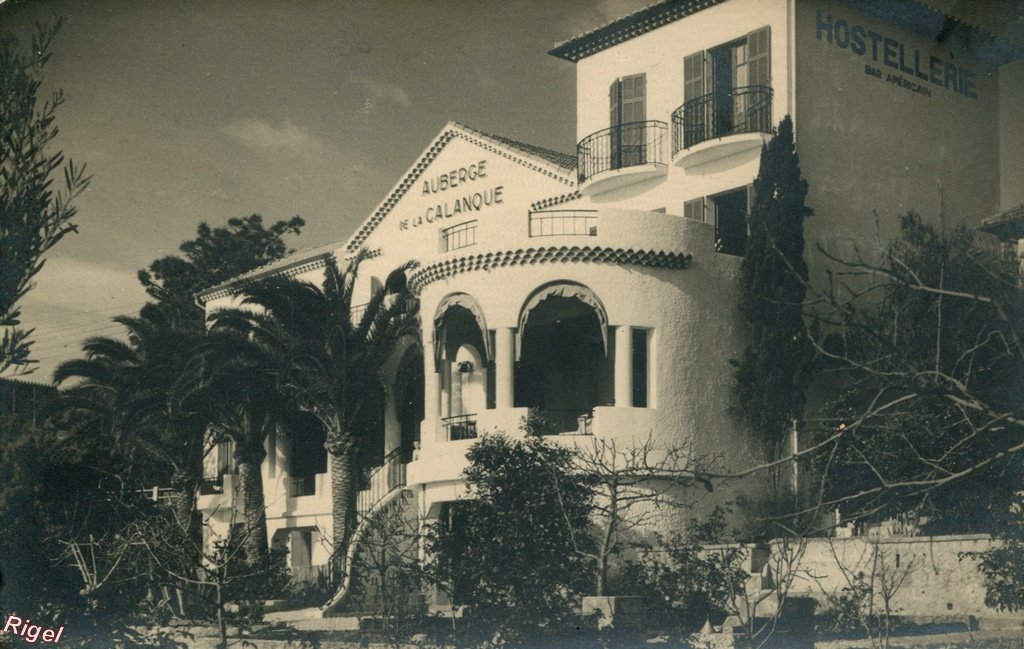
[435,294,491,440]
[394,346,424,463]
[516,284,613,433]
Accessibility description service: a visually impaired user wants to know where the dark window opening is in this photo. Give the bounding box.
[287,411,327,497]
[632,329,649,408]
[395,348,424,464]
[712,188,749,256]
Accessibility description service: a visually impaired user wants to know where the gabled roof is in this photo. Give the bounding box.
[196,241,341,304]
[197,123,576,303]
[550,0,1024,66]
[344,121,576,252]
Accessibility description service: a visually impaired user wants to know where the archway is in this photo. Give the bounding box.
[516,282,612,433]
[434,293,491,439]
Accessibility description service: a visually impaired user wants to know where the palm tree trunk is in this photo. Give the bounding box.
[170,472,200,616]
[236,454,269,567]
[328,433,358,570]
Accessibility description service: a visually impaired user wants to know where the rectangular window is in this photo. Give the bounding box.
[710,187,749,256]
[684,197,705,222]
[610,73,647,168]
[631,328,649,408]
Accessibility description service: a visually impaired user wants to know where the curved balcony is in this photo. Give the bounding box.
[671,85,773,168]
[576,120,668,196]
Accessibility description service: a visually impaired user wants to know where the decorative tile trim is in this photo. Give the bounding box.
[530,190,584,212]
[408,246,691,292]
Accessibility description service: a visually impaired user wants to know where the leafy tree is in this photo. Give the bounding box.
[425,434,593,646]
[207,252,417,580]
[807,213,1024,531]
[732,115,814,471]
[0,19,91,374]
[622,507,747,632]
[138,213,304,329]
[53,305,209,580]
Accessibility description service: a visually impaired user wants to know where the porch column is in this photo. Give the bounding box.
[422,339,440,445]
[495,327,515,409]
[614,325,632,408]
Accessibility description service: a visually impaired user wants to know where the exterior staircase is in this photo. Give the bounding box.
[320,449,410,617]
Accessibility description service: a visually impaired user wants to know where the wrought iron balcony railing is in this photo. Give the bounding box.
[671,85,773,154]
[528,209,598,238]
[577,120,667,184]
[442,220,478,252]
[443,413,478,441]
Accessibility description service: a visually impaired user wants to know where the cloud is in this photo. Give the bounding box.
[349,74,411,112]
[222,118,323,154]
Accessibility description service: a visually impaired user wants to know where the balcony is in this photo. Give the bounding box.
[672,85,773,168]
[528,209,598,238]
[576,120,667,196]
[442,220,478,252]
[443,413,478,441]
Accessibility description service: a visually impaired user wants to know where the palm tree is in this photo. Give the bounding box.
[208,251,418,572]
[190,325,286,568]
[53,305,209,610]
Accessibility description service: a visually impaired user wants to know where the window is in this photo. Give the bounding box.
[609,73,647,167]
[632,328,650,408]
[684,197,705,222]
[442,220,478,252]
[680,27,772,148]
[710,187,751,256]
[610,73,646,127]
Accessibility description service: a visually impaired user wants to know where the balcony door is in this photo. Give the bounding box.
[609,73,646,168]
[683,26,770,143]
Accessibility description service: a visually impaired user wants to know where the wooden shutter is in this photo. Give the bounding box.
[684,51,706,101]
[684,197,705,222]
[610,79,620,128]
[620,73,646,124]
[747,26,771,87]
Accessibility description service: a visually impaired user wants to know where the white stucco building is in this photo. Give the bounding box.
[196,0,1024,587]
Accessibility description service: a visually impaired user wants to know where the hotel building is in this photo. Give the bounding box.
[196,0,1024,596]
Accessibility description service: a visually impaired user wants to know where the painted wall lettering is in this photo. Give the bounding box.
[399,159,505,232]
[816,11,978,99]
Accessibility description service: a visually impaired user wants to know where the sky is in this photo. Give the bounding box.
[2,0,1022,380]
[1,0,655,379]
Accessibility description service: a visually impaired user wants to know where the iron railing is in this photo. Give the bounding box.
[528,209,598,238]
[356,448,406,514]
[442,220,478,252]
[671,85,773,154]
[577,120,667,184]
[443,413,478,441]
[287,474,316,498]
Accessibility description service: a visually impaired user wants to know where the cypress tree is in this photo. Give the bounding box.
[732,115,814,472]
